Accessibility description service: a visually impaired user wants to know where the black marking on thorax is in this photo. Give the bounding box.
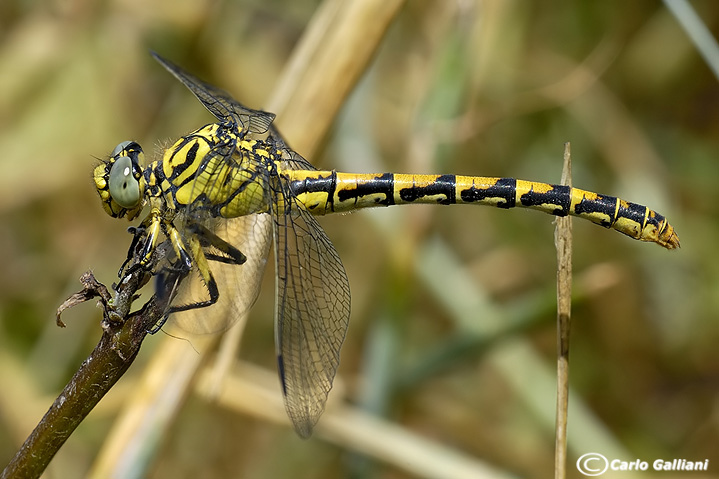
[213,158,271,216]
[167,139,201,182]
[145,163,164,197]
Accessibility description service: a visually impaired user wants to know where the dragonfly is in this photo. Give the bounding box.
[93,52,680,438]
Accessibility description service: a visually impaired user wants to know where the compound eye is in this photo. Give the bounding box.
[111,140,134,158]
[109,155,141,208]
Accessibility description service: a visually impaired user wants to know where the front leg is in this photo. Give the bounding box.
[118,225,146,277]
[119,212,167,278]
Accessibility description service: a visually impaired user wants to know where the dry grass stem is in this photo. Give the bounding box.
[554,143,574,479]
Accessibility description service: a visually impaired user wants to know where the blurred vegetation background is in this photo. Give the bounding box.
[1,0,718,478]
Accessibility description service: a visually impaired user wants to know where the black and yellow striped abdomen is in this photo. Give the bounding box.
[286,170,679,249]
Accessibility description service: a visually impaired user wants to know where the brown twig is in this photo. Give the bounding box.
[1,250,175,479]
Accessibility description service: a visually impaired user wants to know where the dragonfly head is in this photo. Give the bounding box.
[94,141,145,220]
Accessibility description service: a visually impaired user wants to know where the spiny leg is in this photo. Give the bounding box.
[187,222,247,265]
[118,225,146,277]
[153,223,248,332]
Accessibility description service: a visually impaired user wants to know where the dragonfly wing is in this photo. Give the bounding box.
[272,181,351,437]
[169,213,272,335]
[279,148,317,172]
[151,51,275,135]
[268,125,317,171]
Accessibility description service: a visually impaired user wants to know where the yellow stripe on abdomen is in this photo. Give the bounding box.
[285,169,679,249]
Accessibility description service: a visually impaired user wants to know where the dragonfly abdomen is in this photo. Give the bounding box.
[287,170,679,249]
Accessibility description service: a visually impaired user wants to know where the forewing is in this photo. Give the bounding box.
[272,181,350,437]
[151,51,275,135]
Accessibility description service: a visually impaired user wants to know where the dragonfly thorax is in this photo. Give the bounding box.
[155,123,273,219]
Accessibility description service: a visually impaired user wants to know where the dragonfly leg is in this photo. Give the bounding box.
[148,222,249,333]
[188,222,247,265]
[118,225,146,277]
[153,228,236,330]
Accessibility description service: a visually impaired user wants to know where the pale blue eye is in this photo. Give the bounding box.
[109,156,140,208]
